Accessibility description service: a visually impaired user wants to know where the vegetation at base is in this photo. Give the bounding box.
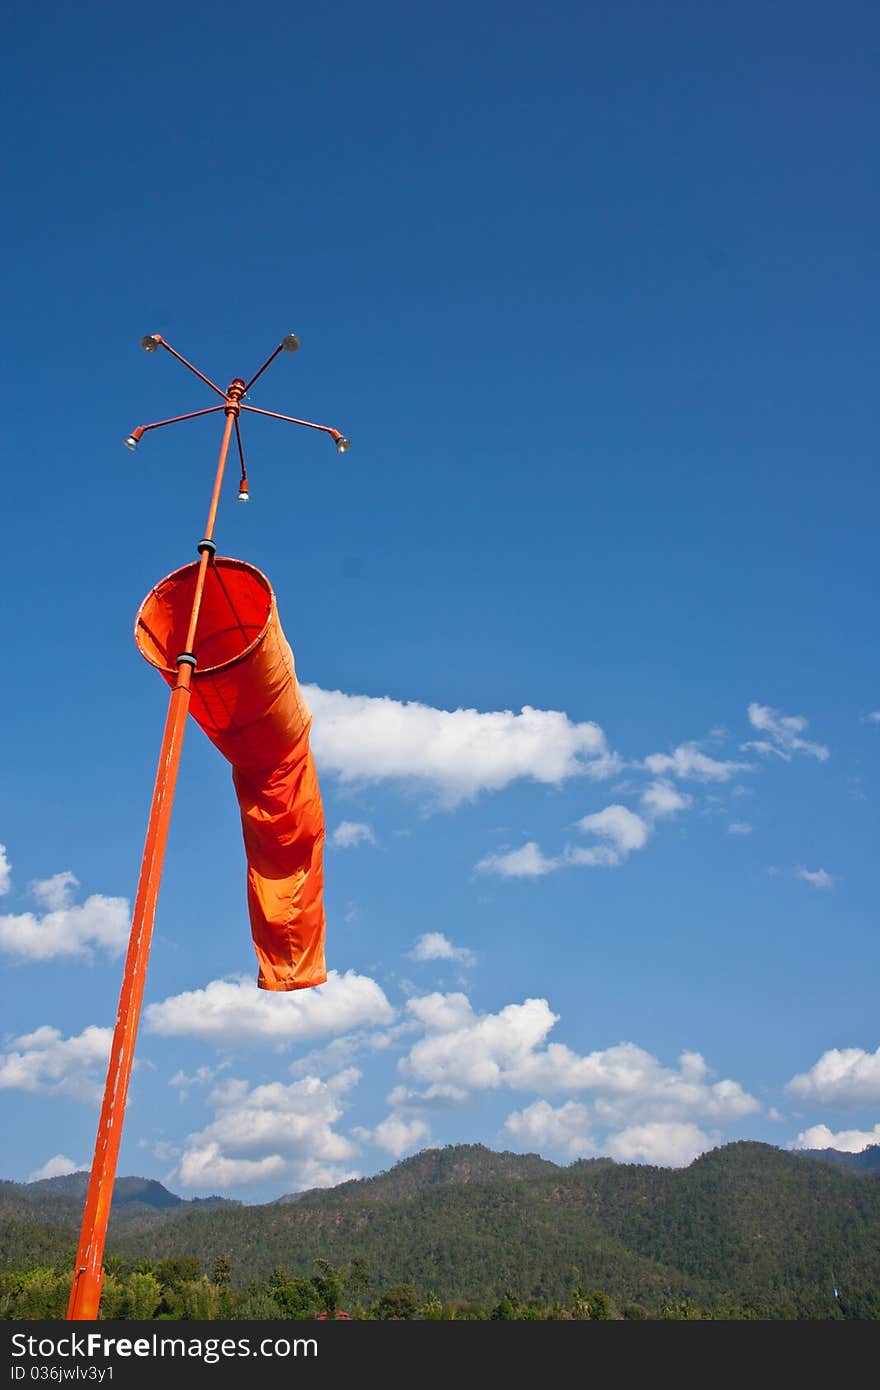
[0,1256,868,1321]
[1,1142,878,1320]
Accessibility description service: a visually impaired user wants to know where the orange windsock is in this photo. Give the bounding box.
[135,558,326,991]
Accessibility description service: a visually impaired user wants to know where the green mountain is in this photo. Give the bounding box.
[274,1141,563,1204]
[2,1142,878,1318]
[0,1175,238,1236]
[27,1174,183,1209]
[799,1144,880,1176]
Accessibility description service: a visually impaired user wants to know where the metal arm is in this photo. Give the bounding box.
[142,335,227,398]
[244,334,301,394]
[234,417,249,499]
[124,406,226,449]
[241,403,350,452]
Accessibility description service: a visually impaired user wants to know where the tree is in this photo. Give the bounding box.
[448,1300,485,1320]
[213,1253,232,1289]
[586,1289,612,1320]
[373,1283,419,1320]
[155,1256,200,1288]
[517,1301,545,1320]
[311,1258,343,1315]
[621,1302,648,1320]
[272,1277,320,1320]
[419,1291,444,1320]
[659,1298,703,1320]
[125,1271,162,1320]
[11,1269,67,1319]
[98,1273,126,1320]
[232,1287,281,1320]
[570,1284,590,1319]
[345,1256,371,1305]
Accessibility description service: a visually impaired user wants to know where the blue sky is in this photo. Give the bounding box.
[1,1,878,1199]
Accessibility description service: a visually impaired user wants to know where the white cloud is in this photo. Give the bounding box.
[145,970,394,1044]
[478,782,691,880]
[288,1026,410,1080]
[509,1043,758,1124]
[331,821,376,849]
[305,685,616,805]
[169,1065,224,1100]
[0,845,10,896]
[403,994,558,1090]
[28,1154,82,1182]
[866,711,880,724]
[175,1069,361,1192]
[797,867,833,890]
[743,703,829,762]
[564,844,621,868]
[740,740,781,760]
[31,872,80,912]
[399,993,759,1129]
[176,1148,288,1188]
[787,1047,880,1107]
[477,804,648,878]
[476,841,559,878]
[408,932,475,966]
[0,868,129,963]
[791,1123,880,1153]
[386,1083,469,1110]
[288,1036,367,1079]
[640,781,692,820]
[0,1024,111,1102]
[171,1066,218,1089]
[728,822,753,835]
[147,1140,182,1163]
[606,1122,714,1167]
[572,804,649,866]
[503,1100,594,1158]
[355,1113,430,1158]
[644,742,749,783]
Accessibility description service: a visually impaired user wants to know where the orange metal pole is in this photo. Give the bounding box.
[67,404,238,1320]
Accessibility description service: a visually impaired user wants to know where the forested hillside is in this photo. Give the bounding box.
[2,1142,877,1319]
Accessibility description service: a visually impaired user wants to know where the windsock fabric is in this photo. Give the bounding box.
[135,558,327,991]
